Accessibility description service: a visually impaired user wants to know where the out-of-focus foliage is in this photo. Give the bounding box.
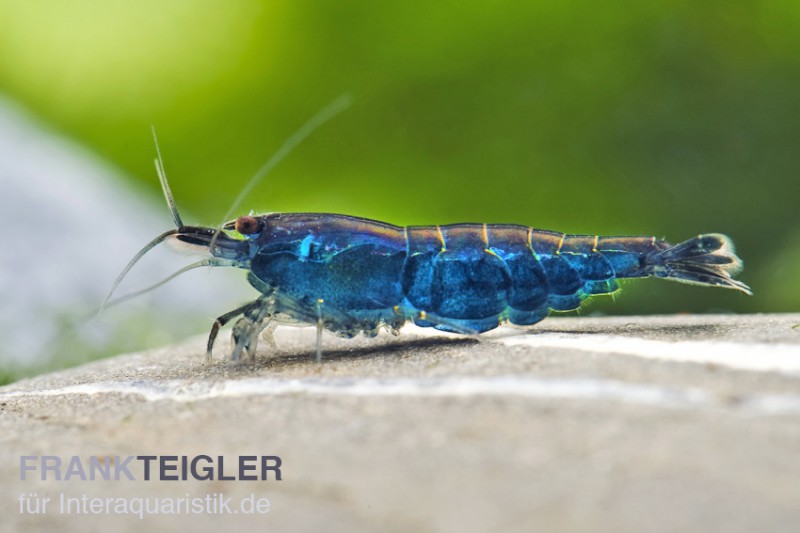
[1,0,797,315]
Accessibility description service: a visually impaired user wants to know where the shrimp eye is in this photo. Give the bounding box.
[235,216,262,236]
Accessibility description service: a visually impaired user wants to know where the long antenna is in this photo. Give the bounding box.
[102,257,238,312]
[152,126,184,229]
[98,228,179,315]
[209,93,353,252]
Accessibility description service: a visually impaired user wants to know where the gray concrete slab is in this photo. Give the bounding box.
[1,313,799,532]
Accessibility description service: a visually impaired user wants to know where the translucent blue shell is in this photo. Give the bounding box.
[244,214,666,335]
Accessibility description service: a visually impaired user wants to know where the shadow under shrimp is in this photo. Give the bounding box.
[243,337,480,371]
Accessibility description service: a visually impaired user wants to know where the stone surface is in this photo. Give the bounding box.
[1,313,799,532]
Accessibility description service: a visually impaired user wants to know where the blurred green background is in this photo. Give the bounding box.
[1,0,797,326]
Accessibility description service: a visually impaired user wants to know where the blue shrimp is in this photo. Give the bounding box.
[109,202,751,363]
[104,104,750,363]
